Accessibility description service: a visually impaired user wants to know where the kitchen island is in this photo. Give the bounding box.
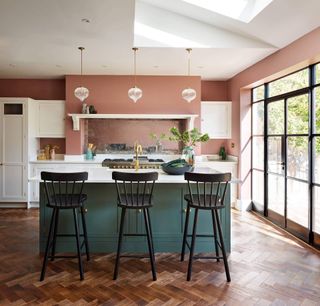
[34,167,235,254]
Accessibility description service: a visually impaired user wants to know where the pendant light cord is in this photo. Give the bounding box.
[186,48,192,88]
[133,47,138,88]
[78,47,85,76]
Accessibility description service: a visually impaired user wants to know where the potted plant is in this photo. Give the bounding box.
[168,127,209,166]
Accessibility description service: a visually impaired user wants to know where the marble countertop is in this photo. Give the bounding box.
[29,167,240,184]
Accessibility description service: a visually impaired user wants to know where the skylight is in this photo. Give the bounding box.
[181,0,274,23]
[134,22,209,48]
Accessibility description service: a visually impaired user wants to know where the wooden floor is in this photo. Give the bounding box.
[0,209,319,306]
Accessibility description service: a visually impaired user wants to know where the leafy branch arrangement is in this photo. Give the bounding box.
[168,127,209,147]
[149,133,166,143]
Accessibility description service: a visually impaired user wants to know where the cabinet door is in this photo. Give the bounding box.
[201,101,232,139]
[38,100,65,137]
[0,103,27,201]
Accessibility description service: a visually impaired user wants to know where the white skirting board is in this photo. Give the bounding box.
[0,202,27,208]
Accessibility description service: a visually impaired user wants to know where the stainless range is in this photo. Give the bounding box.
[102,157,165,169]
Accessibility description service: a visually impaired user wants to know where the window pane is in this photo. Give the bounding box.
[253,85,264,102]
[253,136,264,170]
[315,63,320,85]
[313,186,320,234]
[252,170,264,205]
[287,136,308,180]
[287,179,309,228]
[287,94,309,134]
[268,174,284,215]
[268,100,284,134]
[314,87,320,133]
[252,102,264,135]
[314,137,320,184]
[269,69,309,97]
[268,136,283,174]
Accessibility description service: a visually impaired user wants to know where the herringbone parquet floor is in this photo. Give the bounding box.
[0,208,319,305]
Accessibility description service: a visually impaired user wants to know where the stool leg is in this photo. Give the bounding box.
[113,207,126,280]
[40,208,57,281]
[181,204,190,262]
[73,208,84,280]
[187,208,198,281]
[214,210,231,282]
[146,208,155,262]
[51,208,60,261]
[211,210,220,262]
[144,208,157,281]
[80,207,90,261]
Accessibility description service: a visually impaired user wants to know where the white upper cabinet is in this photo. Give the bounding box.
[201,101,232,139]
[37,100,65,137]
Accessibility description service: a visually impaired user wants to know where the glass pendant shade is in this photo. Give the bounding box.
[74,47,89,102]
[182,48,196,103]
[129,47,142,103]
[74,86,89,102]
[182,88,196,103]
[128,86,142,103]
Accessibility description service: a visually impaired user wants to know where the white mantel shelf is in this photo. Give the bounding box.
[68,113,198,131]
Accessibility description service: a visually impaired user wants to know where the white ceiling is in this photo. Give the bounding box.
[0,0,319,80]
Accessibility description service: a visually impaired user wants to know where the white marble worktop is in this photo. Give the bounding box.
[29,167,240,184]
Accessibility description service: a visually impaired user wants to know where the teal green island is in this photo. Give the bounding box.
[39,168,231,254]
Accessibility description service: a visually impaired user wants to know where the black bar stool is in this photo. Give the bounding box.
[112,171,158,281]
[40,171,90,281]
[181,172,231,282]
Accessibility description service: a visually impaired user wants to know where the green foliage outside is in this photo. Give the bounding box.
[253,68,320,153]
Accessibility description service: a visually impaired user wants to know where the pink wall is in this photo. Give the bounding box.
[228,26,320,200]
[0,78,66,153]
[65,75,202,154]
[201,81,229,154]
[0,79,65,100]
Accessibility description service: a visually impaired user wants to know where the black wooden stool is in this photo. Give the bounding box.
[112,171,158,281]
[181,172,231,282]
[40,171,90,281]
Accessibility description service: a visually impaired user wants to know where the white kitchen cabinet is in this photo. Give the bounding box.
[201,101,232,139]
[37,100,65,137]
[0,98,38,206]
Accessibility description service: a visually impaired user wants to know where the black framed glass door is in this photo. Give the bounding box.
[267,95,310,239]
[252,65,320,249]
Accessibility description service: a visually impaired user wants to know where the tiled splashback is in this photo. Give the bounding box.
[84,119,186,154]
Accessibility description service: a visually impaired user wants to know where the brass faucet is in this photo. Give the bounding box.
[134,142,143,171]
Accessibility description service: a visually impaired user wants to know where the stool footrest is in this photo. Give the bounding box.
[48,254,86,259]
[56,234,86,237]
[123,233,147,237]
[186,234,215,238]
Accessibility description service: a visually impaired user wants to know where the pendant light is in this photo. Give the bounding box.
[182,48,196,103]
[74,47,89,102]
[128,47,142,103]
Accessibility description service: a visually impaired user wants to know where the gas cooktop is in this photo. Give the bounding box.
[102,157,165,169]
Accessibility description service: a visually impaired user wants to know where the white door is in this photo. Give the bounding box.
[0,102,27,201]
